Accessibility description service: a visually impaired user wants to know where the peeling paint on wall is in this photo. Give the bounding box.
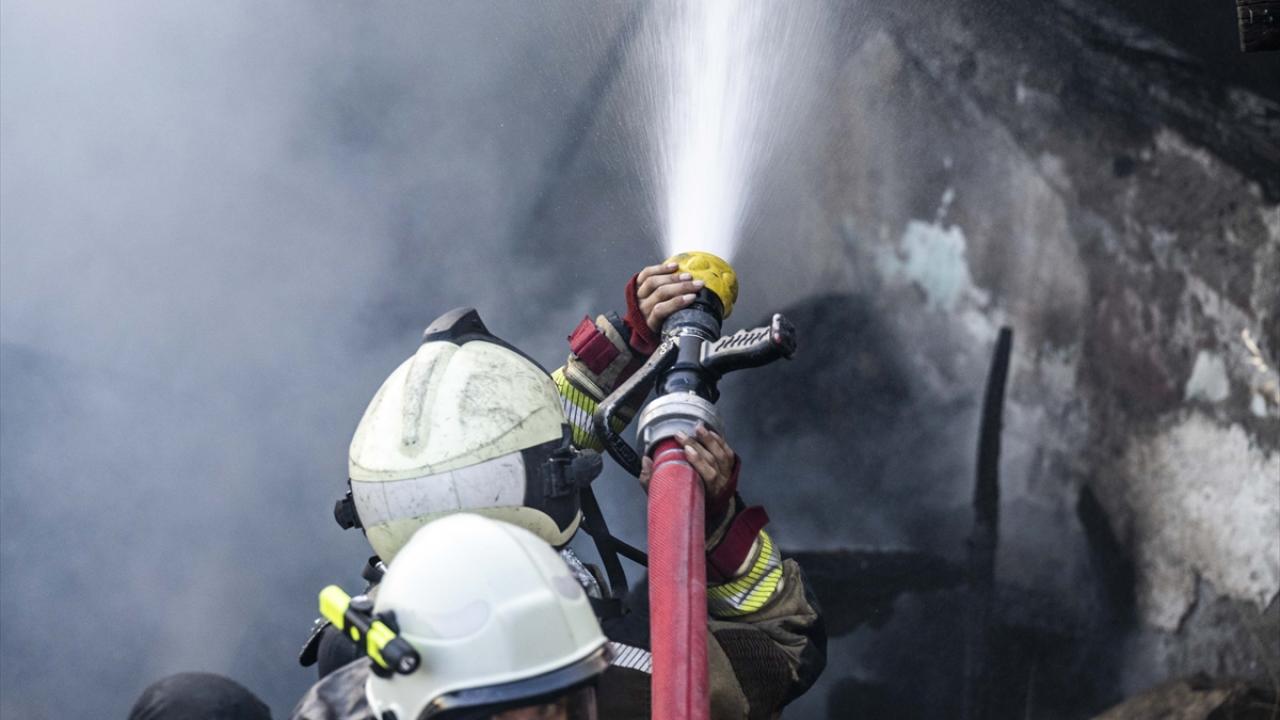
[1115,414,1280,630]
[877,219,986,314]
[1184,351,1230,403]
[872,216,1001,349]
[789,4,1280,707]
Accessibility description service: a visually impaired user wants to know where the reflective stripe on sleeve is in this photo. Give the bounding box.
[552,367,603,450]
[553,366,627,452]
[707,530,784,618]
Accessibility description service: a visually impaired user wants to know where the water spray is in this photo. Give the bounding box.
[594,251,796,720]
[630,1,830,261]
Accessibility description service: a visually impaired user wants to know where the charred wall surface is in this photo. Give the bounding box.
[532,0,1279,716]
[740,1,1280,716]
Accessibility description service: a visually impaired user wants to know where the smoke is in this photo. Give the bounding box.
[0,2,635,716]
[0,2,844,716]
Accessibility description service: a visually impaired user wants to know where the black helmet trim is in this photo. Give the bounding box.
[334,488,362,530]
[421,307,549,374]
[520,426,600,539]
[418,644,610,719]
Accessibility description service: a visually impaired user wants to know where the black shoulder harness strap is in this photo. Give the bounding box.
[577,486,648,599]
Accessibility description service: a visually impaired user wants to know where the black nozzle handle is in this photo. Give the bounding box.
[593,338,678,476]
[701,313,797,378]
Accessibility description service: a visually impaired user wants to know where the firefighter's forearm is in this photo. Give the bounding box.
[708,525,785,618]
[708,559,828,717]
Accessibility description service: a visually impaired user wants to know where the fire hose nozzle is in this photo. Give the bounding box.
[663,251,738,319]
[594,252,799,477]
[595,251,797,720]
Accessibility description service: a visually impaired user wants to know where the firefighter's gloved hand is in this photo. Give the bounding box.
[638,424,740,536]
[624,261,704,354]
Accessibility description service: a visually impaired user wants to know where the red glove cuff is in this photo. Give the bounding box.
[707,505,770,582]
[567,316,621,375]
[623,273,660,356]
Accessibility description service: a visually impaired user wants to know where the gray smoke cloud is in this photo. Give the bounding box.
[0,0,847,711]
[0,3,646,715]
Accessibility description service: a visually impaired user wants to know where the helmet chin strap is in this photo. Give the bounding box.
[538,425,647,599]
[576,484,647,598]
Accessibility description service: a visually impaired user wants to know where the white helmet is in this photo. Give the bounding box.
[367,513,609,720]
[338,308,601,560]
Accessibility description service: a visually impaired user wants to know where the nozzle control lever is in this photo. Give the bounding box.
[701,313,796,377]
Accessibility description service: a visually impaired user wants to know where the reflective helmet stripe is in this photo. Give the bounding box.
[350,451,526,528]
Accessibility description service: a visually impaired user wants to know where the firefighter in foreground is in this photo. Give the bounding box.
[307,262,825,719]
[293,513,610,720]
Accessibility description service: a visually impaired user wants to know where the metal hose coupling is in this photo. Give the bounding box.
[636,393,725,452]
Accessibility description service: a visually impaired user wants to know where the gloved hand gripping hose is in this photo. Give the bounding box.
[593,252,796,720]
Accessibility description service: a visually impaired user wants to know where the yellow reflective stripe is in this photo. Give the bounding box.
[552,367,602,449]
[553,366,627,451]
[713,567,783,617]
[707,531,783,618]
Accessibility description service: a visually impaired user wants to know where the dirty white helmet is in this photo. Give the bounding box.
[367,513,609,720]
[336,308,601,561]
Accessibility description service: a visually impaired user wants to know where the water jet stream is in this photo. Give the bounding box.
[630,0,830,261]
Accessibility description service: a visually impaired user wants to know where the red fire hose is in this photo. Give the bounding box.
[593,254,795,720]
[647,437,709,720]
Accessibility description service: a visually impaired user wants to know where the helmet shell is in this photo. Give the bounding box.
[366,514,607,720]
[349,310,577,560]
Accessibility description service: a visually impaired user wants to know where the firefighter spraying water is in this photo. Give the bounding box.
[128,258,825,720]
[277,260,823,719]
[594,251,798,720]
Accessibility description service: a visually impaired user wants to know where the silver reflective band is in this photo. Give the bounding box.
[560,547,603,600]
[607,642,652,674]
[350,451,527,528]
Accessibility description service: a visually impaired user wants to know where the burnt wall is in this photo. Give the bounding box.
[533,0,1279,716]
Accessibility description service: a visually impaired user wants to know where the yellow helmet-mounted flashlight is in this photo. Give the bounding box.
[663,251,738,320]
[319,584,420,676]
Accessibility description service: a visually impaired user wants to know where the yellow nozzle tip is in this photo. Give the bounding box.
[663,251,738,319]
